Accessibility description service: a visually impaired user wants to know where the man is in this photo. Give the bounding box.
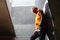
[30,7,42,40]
[30,1,56,39]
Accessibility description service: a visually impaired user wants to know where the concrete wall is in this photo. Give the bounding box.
[12,6,35,24]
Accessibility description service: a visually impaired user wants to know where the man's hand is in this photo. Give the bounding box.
[34,29,40,35]
[35,29,40,32]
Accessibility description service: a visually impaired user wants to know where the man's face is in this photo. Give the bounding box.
[32,8,38,14]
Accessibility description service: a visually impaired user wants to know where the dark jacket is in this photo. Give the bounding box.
[40,2,53,28]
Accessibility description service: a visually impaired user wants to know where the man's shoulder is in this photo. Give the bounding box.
[38,10,44,15]
[38,10,43,12]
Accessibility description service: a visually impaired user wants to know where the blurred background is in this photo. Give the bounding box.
[6,0,48,40]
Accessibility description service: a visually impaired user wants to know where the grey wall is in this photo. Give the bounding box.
[12,6,35,24]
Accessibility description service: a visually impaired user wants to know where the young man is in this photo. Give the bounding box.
[30,7,42,40]
[30,2,56,40]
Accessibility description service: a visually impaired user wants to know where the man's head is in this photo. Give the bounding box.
[32,7,38,14]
